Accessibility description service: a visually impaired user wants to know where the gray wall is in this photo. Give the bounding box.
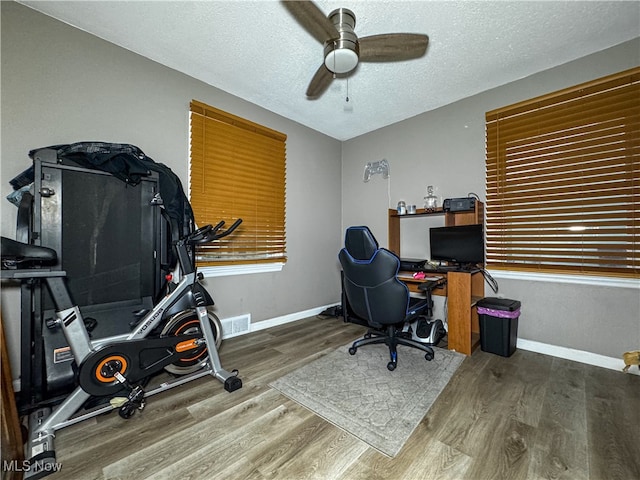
[341,38,640,360]
[0,2,343,374]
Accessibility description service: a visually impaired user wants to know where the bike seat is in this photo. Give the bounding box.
[1,237,57,266]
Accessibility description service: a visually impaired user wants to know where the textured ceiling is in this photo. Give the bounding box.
[19,1,640,141]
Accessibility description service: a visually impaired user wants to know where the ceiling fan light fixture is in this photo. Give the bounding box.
[324,47,358,74]
[289,2,429,98]
[323,8,359,74]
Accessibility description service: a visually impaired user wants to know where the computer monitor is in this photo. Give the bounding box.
[429,224,484,266]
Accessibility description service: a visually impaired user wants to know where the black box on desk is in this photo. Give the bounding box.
[477,297,521,357]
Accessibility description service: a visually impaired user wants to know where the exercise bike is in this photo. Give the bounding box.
[1,219,243,479]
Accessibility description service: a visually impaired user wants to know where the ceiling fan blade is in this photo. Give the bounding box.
[281,0,339,44]
[306,64,334,98]
[359,34,429,62]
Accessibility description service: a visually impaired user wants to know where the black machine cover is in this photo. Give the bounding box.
[27,142,194,238]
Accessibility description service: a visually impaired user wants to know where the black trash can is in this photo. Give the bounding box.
[477,297,521,357]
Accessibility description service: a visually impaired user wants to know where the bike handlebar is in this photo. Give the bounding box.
[212,218,243,240]
[210,220,226,235]
[187,219,243,245]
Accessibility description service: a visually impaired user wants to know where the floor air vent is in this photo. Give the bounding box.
[220,314,251,339]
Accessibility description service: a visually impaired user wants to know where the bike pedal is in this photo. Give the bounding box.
[119,399,145,419]
[84,317,97,332]
[45,317,59,330]
[129,309,149,328]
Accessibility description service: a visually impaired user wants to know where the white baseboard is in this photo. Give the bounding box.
[517,338,639,375]
[250,303,339,333]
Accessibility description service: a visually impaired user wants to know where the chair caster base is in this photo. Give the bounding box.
[348,347,357,355]
[425,351,434,361]
[387,361,396,371]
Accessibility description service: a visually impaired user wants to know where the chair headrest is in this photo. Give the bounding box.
[344,226,379,261]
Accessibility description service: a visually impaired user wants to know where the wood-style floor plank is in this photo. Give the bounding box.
[103,389,286,479]
[141,404,303,480]
[527,357,589,480]
[37,316,638,480]
[585,365,640,480]
[256,417,368,480]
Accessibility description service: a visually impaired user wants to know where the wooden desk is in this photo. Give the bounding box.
[399,270,484,355]
[389,203,485,356]
[389,204,484,255]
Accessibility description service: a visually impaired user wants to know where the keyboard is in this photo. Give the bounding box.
[423,265,455,272]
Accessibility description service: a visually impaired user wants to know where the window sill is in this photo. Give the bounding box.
[199,262,285,278]
[488,270,640,289]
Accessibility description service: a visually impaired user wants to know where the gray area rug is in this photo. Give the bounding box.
[269,341,465,457]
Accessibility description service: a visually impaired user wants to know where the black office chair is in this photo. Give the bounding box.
[339,226,435,371]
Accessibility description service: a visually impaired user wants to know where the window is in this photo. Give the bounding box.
[189,100,287,267]
[485,67,639,278]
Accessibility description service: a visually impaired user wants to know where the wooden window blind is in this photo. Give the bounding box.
[189,100,287,266]
[485,67,639,278]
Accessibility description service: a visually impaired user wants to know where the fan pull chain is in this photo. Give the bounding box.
[344,77,353,113]
[332,41,337,79]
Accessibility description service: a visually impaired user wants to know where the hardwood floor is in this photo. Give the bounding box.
[44,317,639,480]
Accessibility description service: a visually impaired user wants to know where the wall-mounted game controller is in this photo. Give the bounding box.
[363,159,389,182]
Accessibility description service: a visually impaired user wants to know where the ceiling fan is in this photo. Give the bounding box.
[282,0,429,99]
